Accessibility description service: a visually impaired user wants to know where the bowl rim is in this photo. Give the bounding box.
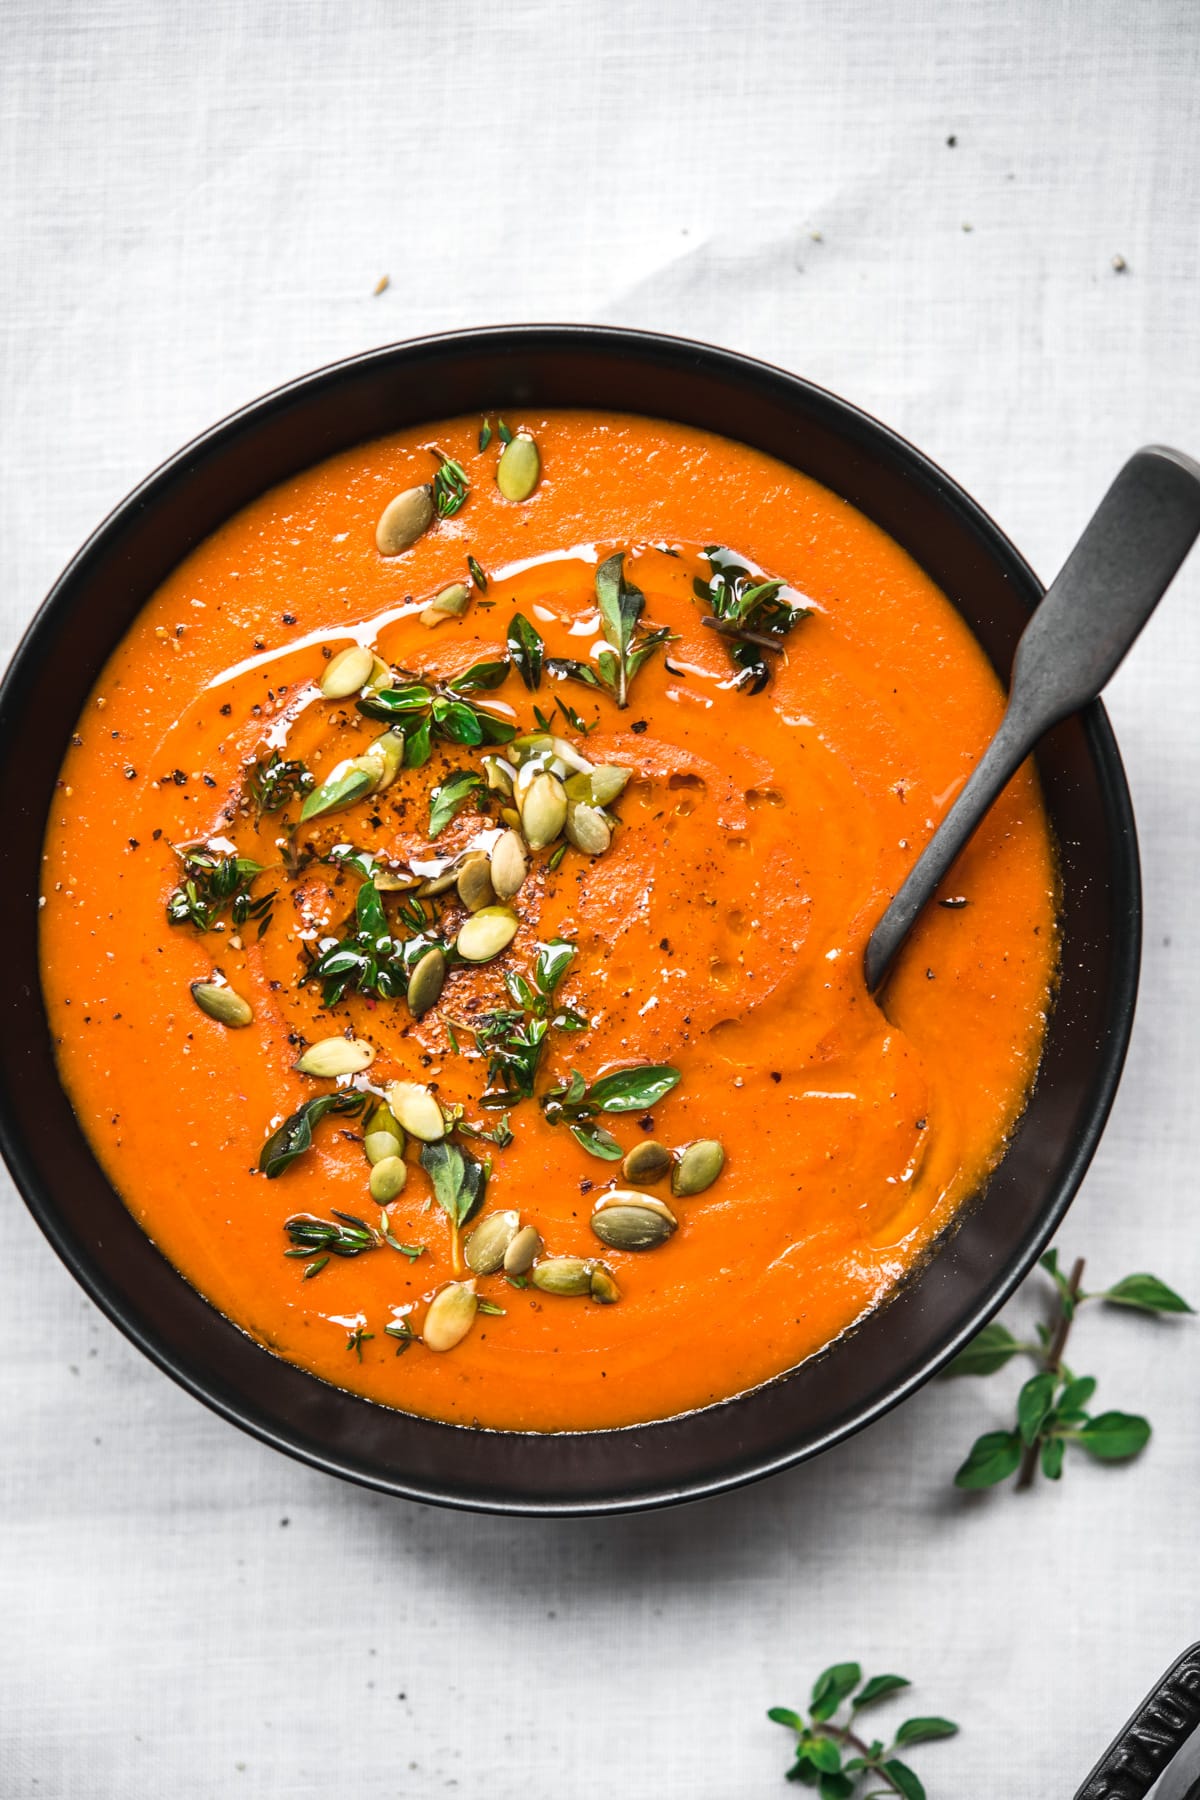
[3,323,1141,1513]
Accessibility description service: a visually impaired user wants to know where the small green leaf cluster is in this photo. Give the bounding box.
[245,751,315,820]
[464,940,585,1106]
[166,845,274,935]
[949,1250,1191,1491]
[769,1664,957,1798]
[541,1062,682,1125]
[695,546,810,693]
[300,880,441,1007]
[354,666,516,761]
[545,553,672,708]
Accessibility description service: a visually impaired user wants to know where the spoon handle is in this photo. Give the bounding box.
[865,445,1200,994]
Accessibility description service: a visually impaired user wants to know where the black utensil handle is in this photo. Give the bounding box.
[1075,1643,1200,1799]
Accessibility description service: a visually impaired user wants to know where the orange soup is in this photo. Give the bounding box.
[39,411,1057,1430]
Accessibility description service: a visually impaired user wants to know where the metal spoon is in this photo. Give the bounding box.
[865,445,1200,993]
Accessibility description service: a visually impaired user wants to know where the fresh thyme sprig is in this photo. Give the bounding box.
[284,1208,378,1278]
[245,751,315,821]
[430,449,469,518]
[301,880,443,1007]
[948,1250,1192,1491]
[458,940,585,1107]
[166,844,274,936]
[694,546,810,693]
[769,1663,958,1798]
[546,552,672,708]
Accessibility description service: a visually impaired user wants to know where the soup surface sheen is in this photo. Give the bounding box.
[40,411,1057,1431]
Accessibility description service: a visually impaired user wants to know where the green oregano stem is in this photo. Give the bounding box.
[1016,1254,1085,1490]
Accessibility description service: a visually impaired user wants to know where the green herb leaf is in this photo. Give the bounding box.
[883,1758,926,1800]
[429,770,485,837]
[804,1737,842,1773]
[953,1429,1022,1489]
[1040,1247,1077,1319]
[300,765,374,823]
[467,554,489,592]
[571,1123,623,1160]
[1102,1273,1194,1315]
[1017,1370,1057,1447]
[477,1297,506,1317]
[1040,1436,1065,1480]
[507,613,545,690]
[259,1092,366,1178]
[385,1317,416,1354]
[895,1718,958,1747]
[166,845,274,936]
[545,655,605,693]
[534,938,576,998]
[284,1209,379,1260]
[1076,1411,1152,1461]
[431,451,469,518]
[768,1709,807,1733]
[478,419,492,452]
[453,658,510,693]
[810,1663,862,1723]
[1057,1374,1097,1416]
[246,751,314,820]
[419,1140,488,1230]
[404,718,433,767]
[497,418,513,446]
[817,1776,855,1800]
[583,1064,681,1113]
[854,1675,911,1709]
[943,1320,1024,1378]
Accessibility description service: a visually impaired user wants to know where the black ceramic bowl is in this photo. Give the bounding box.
[0,327,1139,1514]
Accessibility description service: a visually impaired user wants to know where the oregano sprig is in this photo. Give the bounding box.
[769,1662,958,1798]
[948,1250,1192,1492]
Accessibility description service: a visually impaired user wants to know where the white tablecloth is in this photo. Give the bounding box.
[4,3,1200,1794]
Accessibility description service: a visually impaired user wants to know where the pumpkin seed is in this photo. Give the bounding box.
[189,981,253,1028]
[482,755,515,799]
[589,1266,621,1304]
[464,1209,520,1275]
[415,864,460,898]
[496,432,540,502]
[423,1281,478,1352]
[387,1080,446,1142]
[456,852,494,912]
[489,829,528,901]
[366,655,395,694]
[531,1257,594,1297]
[407,946,447,1018]
[508,732,554,767]
[503,1224,542,1274]
[365,1101,405,1153]
[369,1155,408,1203]
[456,905,518,963]
[376,484,434,555]
[568,764,632,807]
[421,581,471,628]
[590,1191,677,1251]
[293,1035,375,1077]
[566,801,612,856]
[546,736,595,776]
[364,1128,404,1166]
[671,1139,726,1197]
[319,643,374,699]
[622,1139,671,1184]
[519,770,567,849]
[500,806,522,829]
